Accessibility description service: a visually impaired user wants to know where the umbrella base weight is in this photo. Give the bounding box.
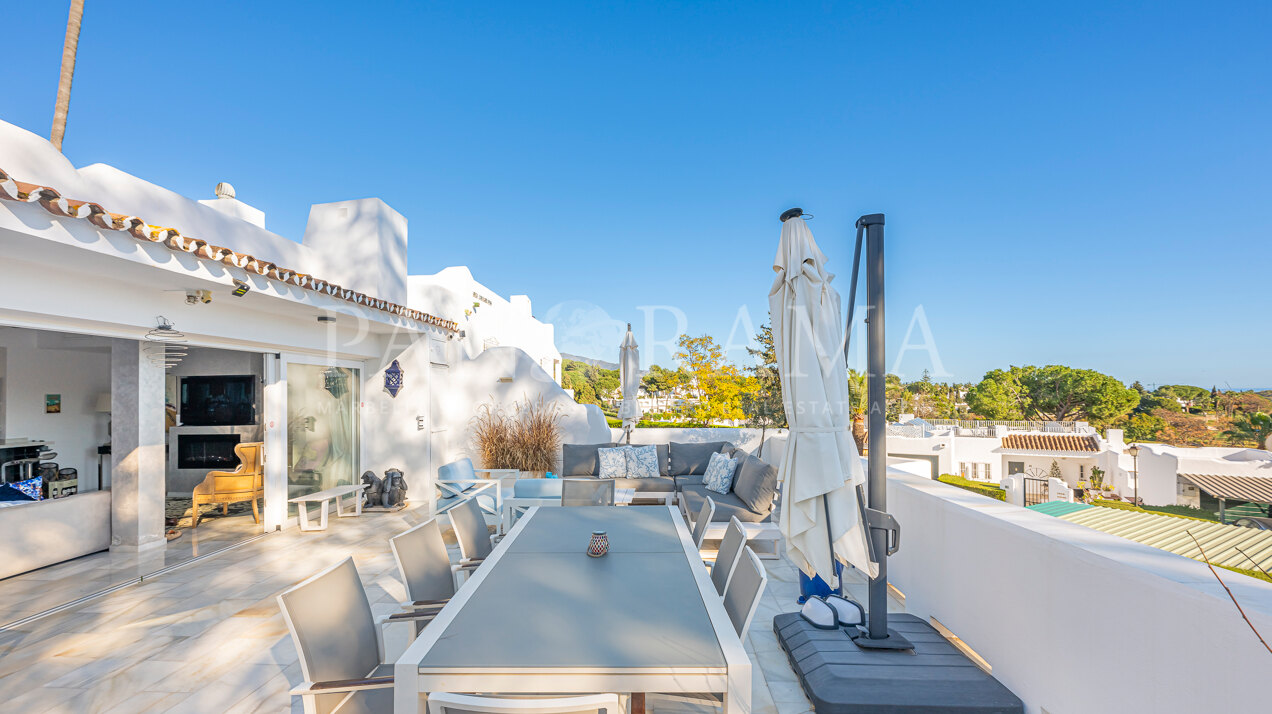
[774,612,1023,713]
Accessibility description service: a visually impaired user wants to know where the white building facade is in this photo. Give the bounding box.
[888,417,1272,509]
[0,118,604,578]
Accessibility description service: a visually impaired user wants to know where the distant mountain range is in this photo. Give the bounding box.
[561,353,620,371]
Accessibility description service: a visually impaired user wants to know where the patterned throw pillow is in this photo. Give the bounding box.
[625,445,660,479]
[702,452,738,495]
[597,447,629,479]
[12,477,43,501]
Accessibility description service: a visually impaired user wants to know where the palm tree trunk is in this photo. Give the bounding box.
[852,414,867,453]
[50,0,86,152]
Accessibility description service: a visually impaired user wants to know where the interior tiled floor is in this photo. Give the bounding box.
[0,510,264,626]
[0,504,903,714]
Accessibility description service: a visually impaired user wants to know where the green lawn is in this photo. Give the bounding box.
[937,474,1006,501]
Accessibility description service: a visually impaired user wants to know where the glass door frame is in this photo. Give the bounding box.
[262,352,366,531]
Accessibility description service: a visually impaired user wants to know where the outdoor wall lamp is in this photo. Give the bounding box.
[231,279,251,297]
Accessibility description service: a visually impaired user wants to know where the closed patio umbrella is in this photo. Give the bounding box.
[618,323,642,444]
[769,213,878,583]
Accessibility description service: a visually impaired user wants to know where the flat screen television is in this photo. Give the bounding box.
[180,375,257,426]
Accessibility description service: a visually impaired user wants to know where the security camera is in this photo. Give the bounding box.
[185,289,212,305]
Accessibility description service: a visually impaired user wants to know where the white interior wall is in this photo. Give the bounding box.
[0,328,111,488]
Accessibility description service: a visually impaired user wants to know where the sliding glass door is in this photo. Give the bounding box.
[285,363,360,497]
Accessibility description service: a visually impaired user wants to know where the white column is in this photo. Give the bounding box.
[262,354,287,530]
[110,339,166,552]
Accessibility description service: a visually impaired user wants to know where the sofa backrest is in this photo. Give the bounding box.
[669,441,731,476]
[560,443,618,476]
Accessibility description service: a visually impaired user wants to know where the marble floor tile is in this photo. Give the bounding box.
[0,504,907,713]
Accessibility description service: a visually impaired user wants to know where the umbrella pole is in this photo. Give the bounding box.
[856,212,912,650]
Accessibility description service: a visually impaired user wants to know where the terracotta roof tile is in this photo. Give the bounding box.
[1001,433,1101,452]
[0,168,459,332]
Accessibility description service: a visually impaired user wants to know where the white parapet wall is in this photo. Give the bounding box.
[884,470,1272,713]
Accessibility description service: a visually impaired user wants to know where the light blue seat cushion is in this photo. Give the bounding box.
[513,479,564,498]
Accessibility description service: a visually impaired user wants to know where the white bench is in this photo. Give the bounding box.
[288,484,368,532]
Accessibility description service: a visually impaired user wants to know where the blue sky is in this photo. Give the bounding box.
[5,1,1270,388]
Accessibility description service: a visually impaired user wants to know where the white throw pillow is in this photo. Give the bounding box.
[597,446,629,479]
[625,445,660,479]
[702,451,738,495]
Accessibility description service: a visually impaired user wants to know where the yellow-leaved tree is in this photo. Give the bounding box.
[674,334,757,424]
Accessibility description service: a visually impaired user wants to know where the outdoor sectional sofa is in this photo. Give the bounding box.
[560,441,782,556]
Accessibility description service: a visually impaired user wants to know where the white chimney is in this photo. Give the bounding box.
[198,182,266,228]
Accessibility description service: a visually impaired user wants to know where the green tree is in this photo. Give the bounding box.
[1122,412,1168,442]
[1154,385,1212,412]
[561,359,620,406]
[641,364,683,412]
[674,334,752,423]
[846,368,867,416]
[1048,459,1063,481]
[967,365,1138,425]
[1138,389,1184,413]
[1223,411,1272,448]
[742,323,786,456]
[966,367,1029,419]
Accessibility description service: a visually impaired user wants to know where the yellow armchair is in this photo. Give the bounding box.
[192,441,264,528]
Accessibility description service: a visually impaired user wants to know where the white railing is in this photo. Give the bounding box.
[884,471,1272,713]
[925,419,1083,433]
[886,423,929,439]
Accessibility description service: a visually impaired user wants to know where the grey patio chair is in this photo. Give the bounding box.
[708,516,748,597]
[561,478,615,506]
[389,518,458,610]
[428,692,622,714]
[722,546,768,637]
[449,495,495,579]
[690,496,716,550]
[278,557,434,714]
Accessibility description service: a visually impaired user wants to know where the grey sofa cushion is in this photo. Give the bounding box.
[561,443,617,477]
[673,474,704,490]
[669,441,731,477]
[656,444,671,477]
[731,454,779,514]
[610,476,676,493]
[680,484,771,523]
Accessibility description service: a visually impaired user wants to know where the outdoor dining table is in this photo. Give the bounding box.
[394,504,752,714]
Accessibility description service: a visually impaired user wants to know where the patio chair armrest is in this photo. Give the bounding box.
[408,598,449,609]
[291,676,394,695]
[386,610,438,623]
